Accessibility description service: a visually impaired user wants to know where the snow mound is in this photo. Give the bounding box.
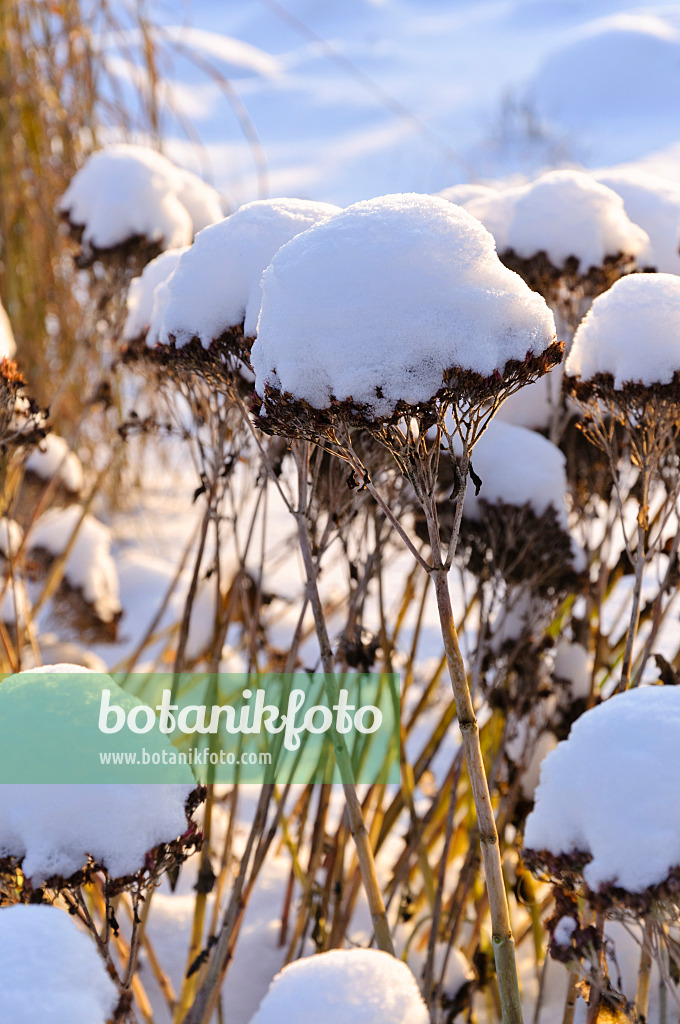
[463,421,570,530]
[156,198,341,347]
[0,904,118,1024]
[28,507,120,623]
[25,434,84,495]
[524,685,680,893]
[249,949,429,1024]
[531,15,680,128]
[0,665,195,881]
[565,273,680,386]
[60,144,223,257]
[464,170,649,270]
[123,247,189,342]
[253,193,556,417]
[594,168,680,274]
[0,301,17,358]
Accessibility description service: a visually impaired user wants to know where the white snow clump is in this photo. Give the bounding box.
[253,193,556,417]
[565,273,680,386]
[524,685,680,892]
[0,904,118,1024]
[123,246,189,342]
[0,665,195,881]
[28,506,120,622]
[463,420,571,530]
[25,433,84,495]
[60,144,223,257]
[594,168,680,275]
[464,170,649,270]
[155,197,341,347]
[249,948,429,1024]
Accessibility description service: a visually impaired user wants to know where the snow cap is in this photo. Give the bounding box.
[60,144,223,257]
[0,904,118,1024]
[525,685,680,893]
[465,170,649,270]
[253,193,556,417]
[0,665,195,881]
[250,948,429,1024]
[155,197,341,348]
[566,273,680,386]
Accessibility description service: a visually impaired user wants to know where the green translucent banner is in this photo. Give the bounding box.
[0,670,400,784]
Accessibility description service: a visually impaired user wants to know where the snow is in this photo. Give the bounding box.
[154,198,341,347]
[249,949,429,1024]
[593,168,680,274]
[552,639,591,701]
[496,373,559,432]
[25,434,84,495]
[524,685,680,893]
[253,193,556,416]
[0,300,17,359]
[0,579,30,628]
[436,183,498,205]
[530,14,680,164]
[0,517,23,559]
[463,421,571,530]
[565,273,680,386]
[60,144,223,257]
[28,507,121,623]
[464,170,649,270]
[123,247,189,342]
[0,665,195,881]
[0,904,118,1024]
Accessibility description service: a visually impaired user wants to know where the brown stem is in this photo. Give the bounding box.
[423,496,523,1024]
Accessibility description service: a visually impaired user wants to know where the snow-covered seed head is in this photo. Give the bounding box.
[251,193,561,439]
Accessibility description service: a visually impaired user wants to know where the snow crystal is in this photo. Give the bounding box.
[0,904,118,1024]
[155,198,341,348]
[463,420,571,530]
[0,517,23,559]
[464,170,649,270]
[565,273,680,386]
[594,168,680,274]
[249,949,429,1024]
[25,434,84,495]
[28,506,120,623]
[60,144,223,257]
[0,300,16,359]
[524,685,680,892]
[0,665,195,881]
[252,193,556,416]
[124,247,189,342]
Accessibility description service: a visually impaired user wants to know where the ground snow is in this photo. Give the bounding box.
[566,273,680,385]
[60,144,223,256]
[253,193,555,416]
[25,434,84,495]
[464,170,648,269]
[28,506,121,623]
[0,666,195,881]
[155,198,341,347]
[524,685,680,892]
[0,904,118,1024]
[249,948,429,1024]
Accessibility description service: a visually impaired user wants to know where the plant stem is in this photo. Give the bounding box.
[292,441,395,955]
[635,922,653,1024]
[620,517,645,692]
[424,500,523,1024]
